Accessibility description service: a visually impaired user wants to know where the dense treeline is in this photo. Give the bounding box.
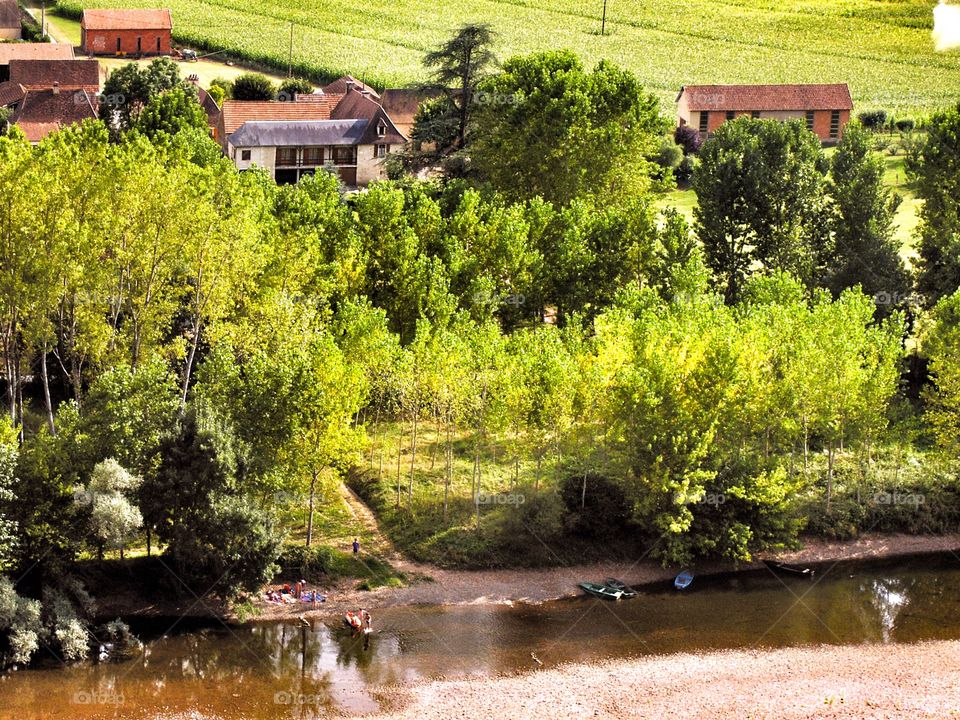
[1,39,960,665]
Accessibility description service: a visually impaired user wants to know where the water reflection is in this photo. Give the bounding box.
[3,554,960,719]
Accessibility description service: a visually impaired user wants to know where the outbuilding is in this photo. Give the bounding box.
[80,8,172,56]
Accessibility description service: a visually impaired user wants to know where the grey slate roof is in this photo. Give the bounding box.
[229,119,369,148]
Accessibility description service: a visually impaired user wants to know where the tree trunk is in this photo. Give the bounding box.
[443,412,452,522]
[146,526,151,557]
[474,441,481,531]
[396,424,404,506]
[40,339,55,435]
[408,404,418,502]
[581,469,588,509]
[306,468,318,547]
[827,440,835,511]
[180,319,202,408]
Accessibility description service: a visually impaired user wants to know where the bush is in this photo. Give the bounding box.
[560,473,631,537]
[859,110,888,130]
[278,77,313,101]
[895,118,916,133]
[675,154,698,183]
[209,78,233,102]
[231,73,277,101]
[674,124,703,155]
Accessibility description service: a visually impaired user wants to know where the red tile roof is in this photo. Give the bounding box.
[220,97,342,136]
[322,75,379,99]
[0,0,19,29]
[0,43,75,64]
[10,88,98,142]
[0,81,25,107]
[8,60,100,91]
[81,8,172,30]
[331,88,406,144]
[678,84,853,111]
[380,88,439,135]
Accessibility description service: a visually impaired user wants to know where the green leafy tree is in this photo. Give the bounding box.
[693,118,830,302]
[134,87,210,141]
[231,73,277,101]
[913,104,960,305]
[422,23,497,150]
[471,51,666,205]
[278,77,313,101]
[84,459,142,559]
[826,121,910,310]
[100,58,184,133]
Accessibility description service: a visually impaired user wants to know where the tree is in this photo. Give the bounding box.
[85,459,142,559]
[231,73,276,101]
[422,24,497,150]
[471,51,666,205]
[134,87,210,141]
[278,77,313,101]
[693,117,830,302]
[826,121,910,311]
[913,104,960,306]
[99,58,184,134]
[922,290,960,454]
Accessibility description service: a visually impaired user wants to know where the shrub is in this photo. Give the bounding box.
[231,73,276,101]
[895,118,916,133]
[560,473,631,537]
[209,77,233,102]
[859,110,888,130]
[278,77,313,101]
[674,124,703,155]
[675,154,698,183]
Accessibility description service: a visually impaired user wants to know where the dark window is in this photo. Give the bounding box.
[805,111,815,131]
[276,147,297,166]
[751,111,760,119]
[375,144,388,158]
[302,147,323,165]
[377,123,386,137]
[274,169,298,185]
[240,149,251,161]
[156,37,161,52]
[331,146,357,165]
[116,37,122,53]
[725,110,735,121]
[698,111,709,133]
[829,110,841,138]
[137,37,142,54]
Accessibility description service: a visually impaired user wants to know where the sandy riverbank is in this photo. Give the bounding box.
[246,532,960,623]
[368,639,960,719]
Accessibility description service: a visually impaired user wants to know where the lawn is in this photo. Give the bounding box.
[53,0,960,114]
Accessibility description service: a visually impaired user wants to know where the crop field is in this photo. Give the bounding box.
[56,0,960,114]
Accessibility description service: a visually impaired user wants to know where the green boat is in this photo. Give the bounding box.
[578,581,624,600]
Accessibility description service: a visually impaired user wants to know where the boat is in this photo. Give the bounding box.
[578,581,624,600]
[674,570,694,590]
[603,578,637,598]
[763,559,815,577]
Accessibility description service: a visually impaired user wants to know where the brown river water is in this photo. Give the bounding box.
[2,553,959,719]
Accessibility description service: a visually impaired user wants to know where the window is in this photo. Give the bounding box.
[375,144,388,158]
[725,110,735,121]
[276,147,298,166]
[377,123,386,137]
[751,111,760,119]
[137,37,142,54]
[240,149,251,161]
[805,111,815,131]
[698,111,709,133]
[116,37,122,53]
[829,110,841,138]
[331,146,356,165]
[156,37,161,52]
[302,147,323,165]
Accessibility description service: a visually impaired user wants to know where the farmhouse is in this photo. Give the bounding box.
[5,86,99,143]
[0,43,75,82]
[676,83,853,143]
[80,8,172,56]
[0,0,21,40]
[0,59,101,141]
[220,87,406,187]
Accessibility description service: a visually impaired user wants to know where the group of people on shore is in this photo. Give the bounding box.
[264,581,327,606]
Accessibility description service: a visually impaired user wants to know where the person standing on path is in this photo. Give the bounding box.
[353,538,360,556]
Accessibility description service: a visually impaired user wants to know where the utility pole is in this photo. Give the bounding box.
[41,1,46,39]
[601,0,607,35]
[288,21,294,77]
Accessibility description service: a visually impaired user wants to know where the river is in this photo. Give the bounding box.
[2,553,959,719]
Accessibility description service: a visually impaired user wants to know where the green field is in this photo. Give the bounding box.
[55,0,960,114]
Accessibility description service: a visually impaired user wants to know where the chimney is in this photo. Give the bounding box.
[52,81,59,95]
[345,79,356,92]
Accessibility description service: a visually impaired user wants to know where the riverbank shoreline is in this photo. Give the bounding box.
[88,532,960,623]
[368,639,960,719]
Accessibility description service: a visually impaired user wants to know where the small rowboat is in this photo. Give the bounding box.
[603,578,637,598]
[578,581,624,600]
[674,570,694,590]
[763,559,815,577]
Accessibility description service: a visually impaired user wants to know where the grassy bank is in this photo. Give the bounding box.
[55,0,960,113]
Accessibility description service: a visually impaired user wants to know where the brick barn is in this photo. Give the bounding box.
[676,83,853,144]
[80,9,172,56]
